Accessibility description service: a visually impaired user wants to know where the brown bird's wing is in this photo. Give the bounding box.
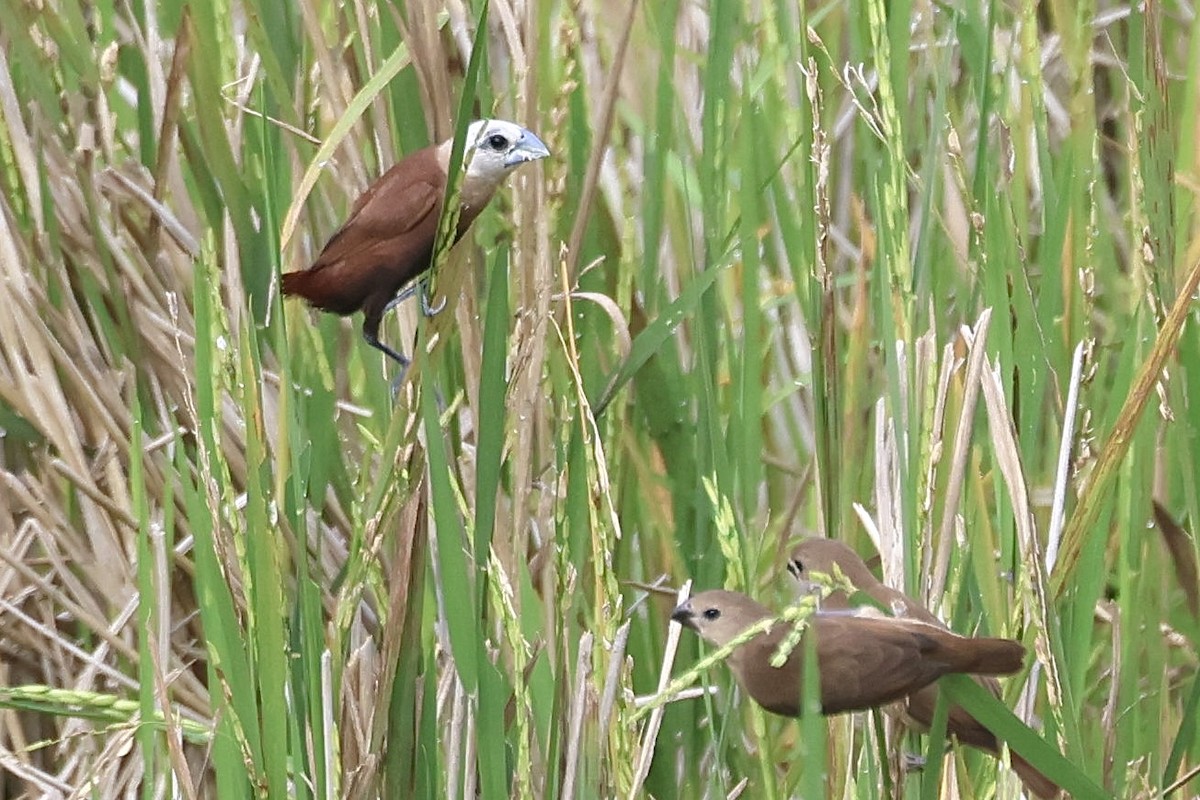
[813,616,952,714]
[282,165,442,317]
[813,616,1023,714]
[313,172,441,273]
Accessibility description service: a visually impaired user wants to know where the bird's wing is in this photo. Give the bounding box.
[310,173,441,271]
[816,618,942,714]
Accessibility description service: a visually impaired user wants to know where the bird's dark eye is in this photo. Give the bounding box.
[487,134,509,150]
[702,608,721,621]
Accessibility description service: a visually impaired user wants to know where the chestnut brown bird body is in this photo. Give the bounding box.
[282,119,549,368]
[788,539,1060,799]
[671,589,1024,717]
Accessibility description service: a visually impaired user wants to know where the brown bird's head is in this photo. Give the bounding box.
[787,538,881,599]
[438,119,550,188]
[671,589,775,649]
[788,538,950,627]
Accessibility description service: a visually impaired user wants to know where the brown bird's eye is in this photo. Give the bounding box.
[702,608,721,621]
[487,134,509,150]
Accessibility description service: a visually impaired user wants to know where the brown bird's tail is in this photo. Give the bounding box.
[942,635,1026,676]
[280,268,358,315]
[280,270,310,298]
[1010,751,1062,799]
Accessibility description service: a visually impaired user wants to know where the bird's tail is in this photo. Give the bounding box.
[953,636,1026,675]
[1011,751,1062,799]
[280,270,310,298]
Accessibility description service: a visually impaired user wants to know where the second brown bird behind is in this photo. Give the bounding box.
[671,589,1024,717]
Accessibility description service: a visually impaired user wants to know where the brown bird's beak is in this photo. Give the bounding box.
[505,129,551,167]
[671,600,698,630]
[785,558,802,580]
[787,559,822,599]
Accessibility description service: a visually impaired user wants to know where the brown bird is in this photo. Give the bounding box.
[671,589,1024,718]
[281,119,549,372]
[788,538,1060,798]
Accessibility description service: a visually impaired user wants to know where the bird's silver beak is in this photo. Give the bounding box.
[505,129,551,166]
[670,601,696,629]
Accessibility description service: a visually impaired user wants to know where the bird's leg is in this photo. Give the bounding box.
[383,282,419,314]
[361,320,411,392]
[361,326,410,367]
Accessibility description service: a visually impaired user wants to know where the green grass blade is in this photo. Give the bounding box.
[940,675,1107,800]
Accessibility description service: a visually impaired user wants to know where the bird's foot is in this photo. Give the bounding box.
[420,285,446,317]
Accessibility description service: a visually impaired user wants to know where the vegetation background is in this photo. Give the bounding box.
[1,0,1198,797]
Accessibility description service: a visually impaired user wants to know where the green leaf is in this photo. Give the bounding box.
[939,675,1107,800]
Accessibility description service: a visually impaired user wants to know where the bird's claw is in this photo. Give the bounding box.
[421,285,446,317]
